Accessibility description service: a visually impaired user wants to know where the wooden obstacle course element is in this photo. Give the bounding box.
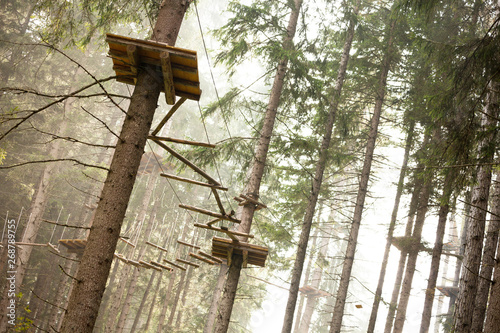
[59,239,87,254]
[189,252,215,265]
[150,260,173,271]
[128,259,143,268]
[194,223,252,240]
[177,240,200,249]
[391,236,428,253]
[160,173,228,191]
[212,237,268,268]
[436,286,459,298]
[176,258,199,268]
[151,97,186,136]
[114,253,128,264]
[182,206,240,224]
[106,33,201,103]
[198,250,223,264]
[119,237,136,247]
[139,260,162,271]
[299,285,330,298]
[149,135,216,148]
[47,243,60,254]
[234,194,267,211]
[138,151,162,175]
[207,218,221,226]
[146,241,169,252]
[163,258,187,271]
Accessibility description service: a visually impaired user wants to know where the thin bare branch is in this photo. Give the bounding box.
[0,158,109,171]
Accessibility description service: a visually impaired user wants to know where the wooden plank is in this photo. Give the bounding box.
[151,139,220,185]
[181,205,240,224]
[146,241,168,252]
[148,135,216,148]
[198,250,223,264]
[139,260,162,271]
[151,97,186,136]
[176,258,199,268]
[189,252,215,265]
[177,240,201,249]
[160,173,227,191]
[127,45,139,83]
[163,259,187,271]
[194,223,252,238]
[242,250,248,268]
[160,51,176,105]
[227,247,233,267]
[150,260,173,271]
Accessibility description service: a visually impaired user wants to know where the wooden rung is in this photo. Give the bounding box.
[177,240,201,249]
[139,260,162,271]
[47,243,60,253]
[189,252,215,265]
[128,259,143,268]
[146,241,168,252]
[239,194,267,209]
[148,135,216,148]
[150,260,173,271]
[160,51,176,105]
[120,237,136,247]
[15,242,48,247]
[163,259,187,271]
[151,139,220,185]
[180,205,240,224]
[160,173,228,191]
[198,250,223,264]
[193,223,253,239]
[151,97,187,136]
[176,258,199,268]
[233,196,244,203]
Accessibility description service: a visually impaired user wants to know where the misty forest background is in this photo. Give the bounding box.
[1,0,500,332]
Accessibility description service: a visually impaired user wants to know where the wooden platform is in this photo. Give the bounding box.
[212,237,268,268]
[391,236,427,253]
[59,239,87,254]
[436,286,459,298]
[299,285,330,298]
[106,33,201,103]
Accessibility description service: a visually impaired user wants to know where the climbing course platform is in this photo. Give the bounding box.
[211,237,268,268]
[106,33,201,104]
[59,239,87,255]
[299,285,330,298]
[436,286,459,298]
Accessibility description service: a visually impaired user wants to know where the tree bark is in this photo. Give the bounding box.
[213,1,303,332]
[281,5,356,332]
[59,1,189,331]
[453,79,499,333]
[329,16,397,333]
[367,120,414,333]
[203,263,229,333]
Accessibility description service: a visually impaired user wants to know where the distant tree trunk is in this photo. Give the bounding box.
[158,270,176,331]
[329,15,397,333]
[145,270,163,331]
[472,170,500,332]
[298,222,333,333]
[281,4,356,332]
[420,170,455,333]
[213,1,303,332]
[115,176,159,333]
[59,2,188,331]
[367,120,414,333]
[453,79,499,333]
[293,226,319,333]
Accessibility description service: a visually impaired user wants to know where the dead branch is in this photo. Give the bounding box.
[80,106,121,141]
[42,219,90,229]
[0,158,110,171]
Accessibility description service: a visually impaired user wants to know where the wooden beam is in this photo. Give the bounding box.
[151,139,220,185]
[15,242,47,247]
[207,218,221,226]
[160,51,176,105]
[242,250,248,268]
[189,252,215,265]
[227,247,233,267]
[126,45,139,81]
[176,258,199,268]
[146,241,168,252]
[160,173,228,191]
[47,243,60,253]
[151,97,186,136]
[193,223,253,239]
[119,237,136,247]
[163,258,187,271]
[128,259,143,268]
[220,226,239,242]
[150,260,173,271]
[198,250,223,264]
[139,260,162,271]
[148,135,216,148]
[240,194,267,209]
[212,188,226,216]
[177,240,201,249]
[180,205,240,224]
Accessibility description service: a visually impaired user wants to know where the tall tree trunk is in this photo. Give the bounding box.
[367,120,414,333]
[213,1,303,332]
[419,170,455,333]
[203,264,228,333]
[59,2,189,331]
[158,270,176,331]
[453,79,499,333]
[329,15,397,333]
[281,5,356,332]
